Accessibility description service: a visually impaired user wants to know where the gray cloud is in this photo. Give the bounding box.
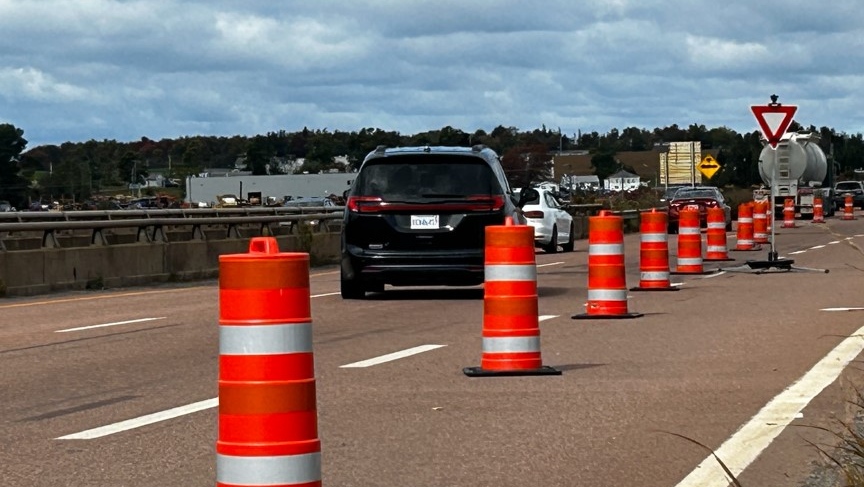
[1,0,863,147]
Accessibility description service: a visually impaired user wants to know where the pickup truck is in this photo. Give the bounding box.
[833,181,864,210]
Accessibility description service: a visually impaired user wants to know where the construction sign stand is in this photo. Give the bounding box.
[723,95,828,275]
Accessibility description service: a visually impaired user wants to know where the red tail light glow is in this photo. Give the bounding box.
[523,210,544,219]
[348,194,505,213]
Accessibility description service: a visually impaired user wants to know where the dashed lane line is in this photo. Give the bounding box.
[55,317,166,333]
[56,398,218,440]
[340,344,447,368]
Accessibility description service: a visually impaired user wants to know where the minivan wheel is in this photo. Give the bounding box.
[340,276,366,299]
[561,223,575,252]
[544,226,558,254]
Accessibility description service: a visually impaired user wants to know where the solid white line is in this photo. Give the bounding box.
[537,262,565,268]
[539,315,559,322]
[56,398,218,440]
[311,292,340,298]
[340,344,446,368]
[56,317,166,333]
[788,250,807,255]
[671,282,685,287]
[675,324,864,486]
[809,245,826,250]
[821,307,864,312]
[702,271,726,278]
[828,240,841,245]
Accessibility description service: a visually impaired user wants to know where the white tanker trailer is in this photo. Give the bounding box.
[757,131,834,218]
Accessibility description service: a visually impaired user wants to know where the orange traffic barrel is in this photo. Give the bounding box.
[464,222,559,376]
[672,208,714,275]
[732,202,760,252]
[753,200,769,244]
[782,198,797,228]
[704,207,734,262]
[812,197,825,223]
[573,211,642,319]
[630,208,678,291]
[843,195,856,220]
[217,237,321,487]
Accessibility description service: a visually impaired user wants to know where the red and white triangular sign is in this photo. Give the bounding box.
[751,104,797,149]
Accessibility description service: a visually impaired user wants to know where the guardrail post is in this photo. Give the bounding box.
[192,224,206,240]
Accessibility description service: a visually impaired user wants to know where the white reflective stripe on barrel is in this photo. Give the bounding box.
[640,271,669,281]
[589,243,623,255]
[738,217,752,223]
[482,336,540,353]
[485,264,536,282]
[707,222,725,229]
[587,289,628,301]
[706,245,726,252]
[220,322,313,355]
[679,227,701,235]
[217,452,321,485]
[677,257,702,266]
[641,233,667,243]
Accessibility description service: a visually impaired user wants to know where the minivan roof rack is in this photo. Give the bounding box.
[374,145,387,154]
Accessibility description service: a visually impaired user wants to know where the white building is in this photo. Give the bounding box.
[604,169,641,192]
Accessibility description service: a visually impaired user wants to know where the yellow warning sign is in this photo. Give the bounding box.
[697,155,720,179]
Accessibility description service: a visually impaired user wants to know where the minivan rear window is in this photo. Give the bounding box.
[353,156,501,200]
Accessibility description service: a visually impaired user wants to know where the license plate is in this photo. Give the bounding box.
[411,215,439,229]
[685,204,700,211]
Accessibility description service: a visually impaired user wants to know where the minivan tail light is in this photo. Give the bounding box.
[465,194,505,211]
[347,196,384,213]
[523,210,544,219]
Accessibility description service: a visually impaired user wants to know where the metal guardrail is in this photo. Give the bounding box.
[0,206,345,250]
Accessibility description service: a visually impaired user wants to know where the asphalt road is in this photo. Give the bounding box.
[2,216,864,487]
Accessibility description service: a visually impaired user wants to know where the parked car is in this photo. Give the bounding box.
[0,200,14,212]
[340,145,535,299]
[833,181,864,210]
[667,186,732,233]
[520,187,575,253]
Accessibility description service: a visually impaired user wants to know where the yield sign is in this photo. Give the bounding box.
[751,101,797,150]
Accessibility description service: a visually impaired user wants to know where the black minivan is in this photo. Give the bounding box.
[340,145,536,299]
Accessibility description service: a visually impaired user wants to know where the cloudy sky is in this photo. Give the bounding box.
[1,0,863,148]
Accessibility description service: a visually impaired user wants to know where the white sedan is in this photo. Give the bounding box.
[520,188,575,253]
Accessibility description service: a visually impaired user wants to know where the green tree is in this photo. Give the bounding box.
[0,123,29,206]
[245,136,270,175]
[591,151,618,181]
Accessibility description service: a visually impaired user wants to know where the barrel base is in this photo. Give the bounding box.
[572,312,644,319]
[731,245,763,252]
[463,366,561,377]
[629,286,679,292]
[670,269,719,275]
[704,257,736,262]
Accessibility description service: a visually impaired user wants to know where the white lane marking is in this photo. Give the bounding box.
[56,317,167,333]
[702,271,726,278]
[539,315,559,322]
[821,307,864,312]
[788,250,807,255]
[537,262,565,268]
[311,292,340,298]
[829,240,841,245]
[809,245,826,250]
[671,282,685,287]
[675,324,864,487]
[56,398,218,440]
[340,344,446,368]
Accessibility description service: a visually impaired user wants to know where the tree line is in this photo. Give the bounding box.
[0,121,863,208]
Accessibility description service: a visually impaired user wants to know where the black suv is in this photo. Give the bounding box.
[340,145,536,299]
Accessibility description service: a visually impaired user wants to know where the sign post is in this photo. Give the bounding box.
[733,95,828,274]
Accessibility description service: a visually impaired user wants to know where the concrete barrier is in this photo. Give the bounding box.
[0,232,341,297]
